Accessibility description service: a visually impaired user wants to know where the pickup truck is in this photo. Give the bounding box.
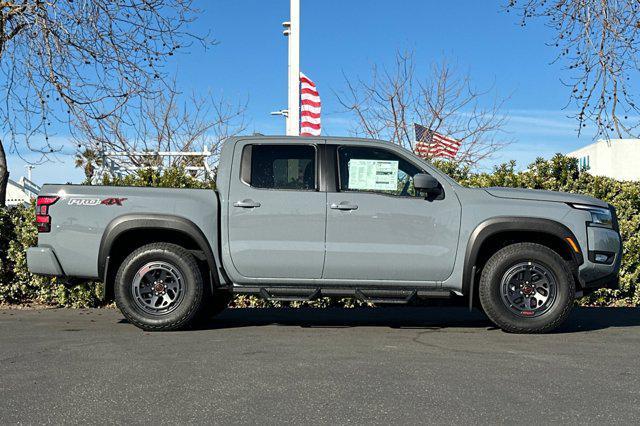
[27,136,622,333]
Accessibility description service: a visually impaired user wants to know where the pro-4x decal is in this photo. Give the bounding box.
[68,197,127,206]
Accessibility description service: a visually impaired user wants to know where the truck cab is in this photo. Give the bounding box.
[218,137,461,286]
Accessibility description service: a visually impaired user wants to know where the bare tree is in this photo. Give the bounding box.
[507,0,640,139]
[0,1,207,205]
[335,51,510,166]
[73,87,248,180]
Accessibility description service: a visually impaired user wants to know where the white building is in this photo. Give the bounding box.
[567,139,640,181]
[6,177,40,206]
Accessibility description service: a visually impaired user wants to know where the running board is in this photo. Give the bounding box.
[234,286,453,305]
[258,287,320,302]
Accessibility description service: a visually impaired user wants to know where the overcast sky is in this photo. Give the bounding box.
[7,0,607,184]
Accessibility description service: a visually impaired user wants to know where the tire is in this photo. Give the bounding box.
[115,242,205,331]
[479,242,575,334]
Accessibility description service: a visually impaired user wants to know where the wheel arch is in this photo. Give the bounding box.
[462,217,583,306]
[99,214,220,301]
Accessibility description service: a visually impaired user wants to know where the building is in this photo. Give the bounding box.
[567,139,640,181]
[6,177,40,206]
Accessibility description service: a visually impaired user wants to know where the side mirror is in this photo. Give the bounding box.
[413,173,441,195]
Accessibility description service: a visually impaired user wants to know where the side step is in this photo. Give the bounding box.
[234,287,453,305]
[354,289,451,304]
[258,287,320,302]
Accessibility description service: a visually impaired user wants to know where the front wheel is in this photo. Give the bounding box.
[479,243,575,334]
[115,242,205,331]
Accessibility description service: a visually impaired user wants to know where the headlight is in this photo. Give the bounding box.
[570,204,613,228]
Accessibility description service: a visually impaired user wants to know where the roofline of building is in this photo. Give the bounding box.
[567,138,639,156]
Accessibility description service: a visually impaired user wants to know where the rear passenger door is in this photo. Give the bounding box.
[227,141,326,280]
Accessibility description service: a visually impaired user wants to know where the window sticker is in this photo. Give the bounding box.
[347,159,399,191]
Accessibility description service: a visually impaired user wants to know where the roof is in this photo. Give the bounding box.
[226,135,388,144]
[568,139,640,156]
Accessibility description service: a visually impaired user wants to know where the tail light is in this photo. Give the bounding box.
[35,196,59,233]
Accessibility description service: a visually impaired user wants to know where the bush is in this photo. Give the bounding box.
[98,167,216,190]
[1,159,638,308]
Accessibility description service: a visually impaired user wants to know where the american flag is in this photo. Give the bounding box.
[300,72,321,136]
[413,123,461,159]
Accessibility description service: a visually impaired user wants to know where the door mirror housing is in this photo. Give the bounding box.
[413,173,441,196]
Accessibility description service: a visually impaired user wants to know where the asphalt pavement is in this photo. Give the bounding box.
[1,306,639,424]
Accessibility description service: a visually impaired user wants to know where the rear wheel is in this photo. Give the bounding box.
[479,242,575,333]
[115,242,205,331]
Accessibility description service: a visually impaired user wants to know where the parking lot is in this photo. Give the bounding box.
[1,306,639,424]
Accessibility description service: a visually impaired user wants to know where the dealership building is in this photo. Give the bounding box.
[567,139,640,181]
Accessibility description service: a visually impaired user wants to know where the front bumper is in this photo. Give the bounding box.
[26,247,65,276]
[578,222,622,290]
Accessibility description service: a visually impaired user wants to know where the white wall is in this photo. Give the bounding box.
[6,180,32,206]
[567,139,640,181]
[5,177,40,206]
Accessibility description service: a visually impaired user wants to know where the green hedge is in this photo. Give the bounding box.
[0,155,638,308]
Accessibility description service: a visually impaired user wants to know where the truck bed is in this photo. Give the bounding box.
[30,185,219,279]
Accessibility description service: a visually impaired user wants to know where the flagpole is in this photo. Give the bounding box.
[286,0,300,136]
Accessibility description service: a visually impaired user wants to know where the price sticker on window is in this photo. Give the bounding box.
[348,159,399,191]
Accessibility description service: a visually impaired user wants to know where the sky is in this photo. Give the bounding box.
[7,0,603,184]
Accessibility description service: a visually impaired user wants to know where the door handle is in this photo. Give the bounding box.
[330,201,358,211]
[234,199,261,208]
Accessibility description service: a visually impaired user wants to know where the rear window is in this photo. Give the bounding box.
[245,144,316,190]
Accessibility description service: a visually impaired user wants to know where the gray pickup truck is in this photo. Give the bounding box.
[27,136,622,333]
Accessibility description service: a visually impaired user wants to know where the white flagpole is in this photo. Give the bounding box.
[286,0,300,136]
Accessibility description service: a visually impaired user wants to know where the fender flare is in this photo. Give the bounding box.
[462,216,583,298]
[97,214,218,287]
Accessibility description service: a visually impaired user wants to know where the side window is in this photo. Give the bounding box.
[245,144,316,190]
[337,146,423,197]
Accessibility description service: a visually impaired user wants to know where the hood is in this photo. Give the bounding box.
[484,187,609,208]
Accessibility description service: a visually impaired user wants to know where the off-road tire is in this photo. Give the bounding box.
[115,242,205,331]
[479,242,575,334]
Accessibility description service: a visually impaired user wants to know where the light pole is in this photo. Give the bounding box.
[287,0,300,136]
[275,0,300,136]
[25,165,34,181]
